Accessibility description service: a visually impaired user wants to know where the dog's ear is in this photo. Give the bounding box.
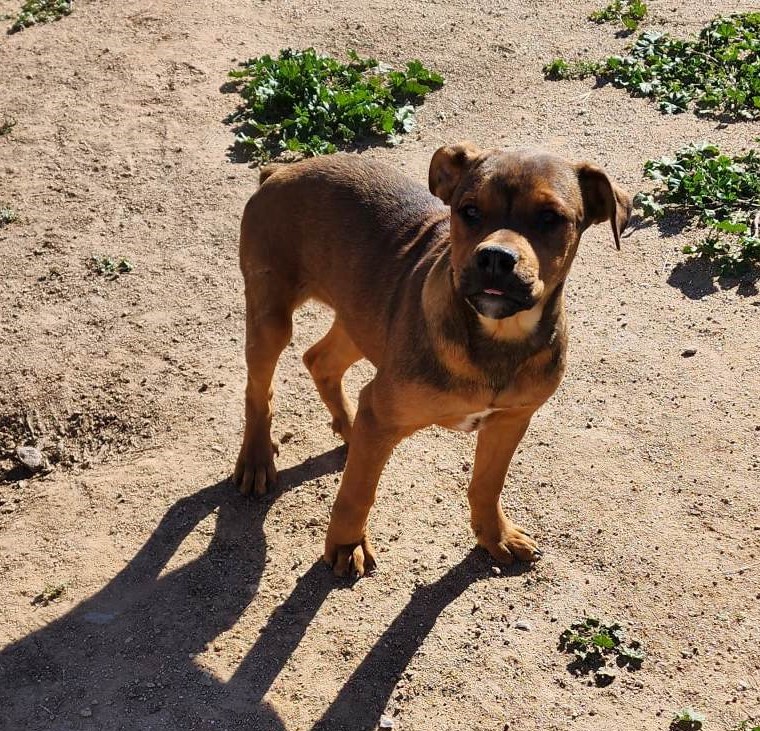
[429,142,481,205]
[576,163,632,250]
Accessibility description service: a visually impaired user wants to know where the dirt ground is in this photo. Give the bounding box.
[0,0,758,729]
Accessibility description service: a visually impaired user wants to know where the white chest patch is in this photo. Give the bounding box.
[454,408,503,433]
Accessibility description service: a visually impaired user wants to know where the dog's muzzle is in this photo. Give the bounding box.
[461,245,537,319]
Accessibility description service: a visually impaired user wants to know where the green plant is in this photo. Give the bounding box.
[734,723,760,731]
[31,582,67,606]
[543,58,603,81]
[635,142,760,274]
[87,255,134,279]
[589,0,647,31]
[544,12,760,120]
[0,205,17,227]
[9,0,72,33]
[226,48,443,162]
[0,117,16,135]
[670,708,705,731]
[559,617,645,685]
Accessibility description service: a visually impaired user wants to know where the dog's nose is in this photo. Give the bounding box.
[476,246,519,275]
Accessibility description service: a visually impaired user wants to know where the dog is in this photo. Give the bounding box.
[233,143,631,577]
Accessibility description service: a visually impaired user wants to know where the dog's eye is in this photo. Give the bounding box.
[459,205,481,224]
[537,209,566,227]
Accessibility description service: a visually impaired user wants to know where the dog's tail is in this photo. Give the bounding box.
[259,163,285,185]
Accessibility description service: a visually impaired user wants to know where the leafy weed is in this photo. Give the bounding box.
[87,255,134,280]
[559,617,645,685]
[544,12,760,120]
[8,0,72,34]
[226,48,443,162]
[670,708,705,731]
[0,117,16,135]
[589,0,647,32]
[543,58,603,81]
[635,142,760,274]
[0,205,18,228]
[31,582,67,607]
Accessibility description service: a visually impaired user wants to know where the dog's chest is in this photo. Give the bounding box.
[453,408,503,432]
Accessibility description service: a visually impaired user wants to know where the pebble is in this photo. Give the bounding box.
[79,708,92,718]
[379,716,394,729]
[681,348,697,357]
[515,620,532,631]
[16,446,45,472]
[83,611,116,625]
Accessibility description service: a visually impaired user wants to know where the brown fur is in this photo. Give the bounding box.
[233,144,632,577]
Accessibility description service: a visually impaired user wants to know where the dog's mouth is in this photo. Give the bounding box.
[465,287,535,320]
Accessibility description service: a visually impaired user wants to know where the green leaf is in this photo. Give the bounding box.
[713,219,749,234]
[591,633,616,649]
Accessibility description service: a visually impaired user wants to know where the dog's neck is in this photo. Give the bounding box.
[422,250,567,392]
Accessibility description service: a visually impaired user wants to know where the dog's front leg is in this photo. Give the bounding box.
[468,410,542,564]
[324,380,410,578]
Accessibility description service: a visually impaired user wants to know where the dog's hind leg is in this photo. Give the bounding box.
[233,290,294,496]
[303,318,362,443]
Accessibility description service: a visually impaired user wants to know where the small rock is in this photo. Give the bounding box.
[681,348,697,357]
[491,566,501,576]
[198,383,209,393]
[79,708,93,718]
[83,611,116,625]
[379,716,394,729]
[515,620,532,631]
[280,431,294,444]
[16,446,45,472]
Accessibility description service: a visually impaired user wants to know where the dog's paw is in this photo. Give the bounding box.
[323,535,377,578]
[233,442,278,497]
[478,520,542,565]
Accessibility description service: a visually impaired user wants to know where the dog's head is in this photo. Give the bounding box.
[429,143,631,326]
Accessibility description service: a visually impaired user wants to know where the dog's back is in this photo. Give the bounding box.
[240,155,450,340]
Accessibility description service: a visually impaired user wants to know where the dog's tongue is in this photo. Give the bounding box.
[483,288,504,296]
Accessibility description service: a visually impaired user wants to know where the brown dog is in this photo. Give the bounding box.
[233,143,631,577]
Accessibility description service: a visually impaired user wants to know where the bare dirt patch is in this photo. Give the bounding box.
[0,1,758,730]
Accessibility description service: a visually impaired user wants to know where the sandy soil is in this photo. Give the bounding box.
[0,0,758,729]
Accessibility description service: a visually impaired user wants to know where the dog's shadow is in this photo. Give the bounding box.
[0,446,502,731]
